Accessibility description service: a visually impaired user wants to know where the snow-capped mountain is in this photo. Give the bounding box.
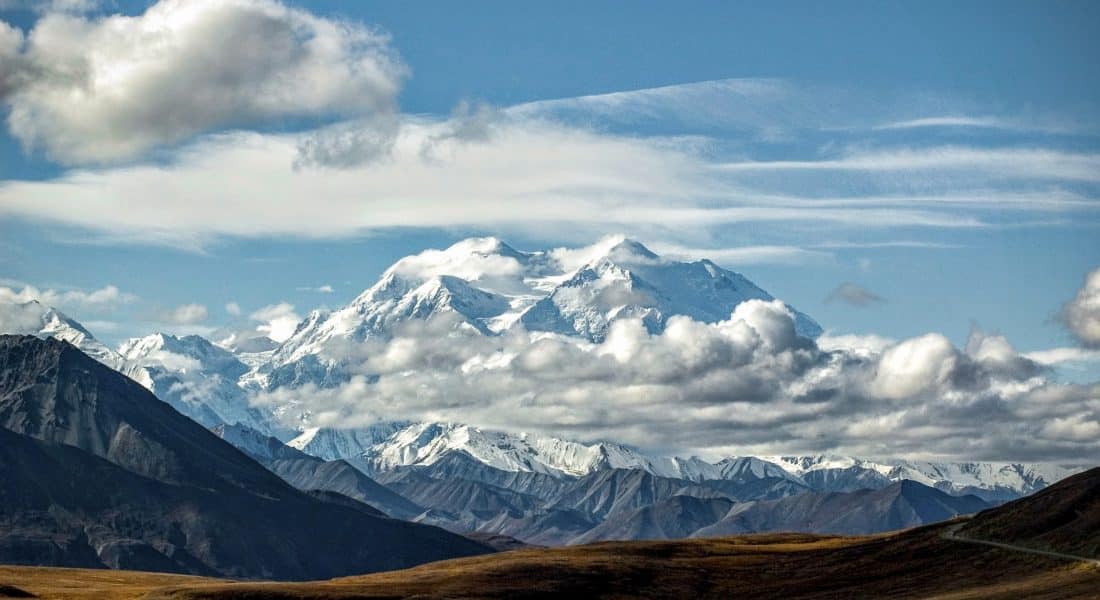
[519,238,821,342]
[762,455,1078,501]
[0,300,121,368]
[117,332,275,434]
[293,421,673,478]
[289,421,412,462]
[281,422,1080,501]
[0,293,1079,504]
[715,456,808,485]
[259,236,821,388]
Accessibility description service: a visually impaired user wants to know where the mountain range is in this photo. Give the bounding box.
[95,463,1098,600]
[0,237,1086,552]
[0,335,491,578]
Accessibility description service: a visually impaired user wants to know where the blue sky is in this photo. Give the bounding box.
[0,0,1097,376]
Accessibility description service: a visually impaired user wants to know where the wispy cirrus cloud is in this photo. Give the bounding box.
[713,147,1100,183]
[1,119,1095,251]
[647,243,833,266]
[0,62,1096,254]
[873,116,1009,131]
[1025,346,1100,366]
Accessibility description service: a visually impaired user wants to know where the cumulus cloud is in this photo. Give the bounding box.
[0,283,136,313]
[156,303,208,325]
[0,300,53,333]
[1,0,406,163]
[826,282,885,307]
[249,299,1095,462]
[250,302,300,343]
[1060,267,1100,348]
[209,301,301,351]
[0,21,25,98]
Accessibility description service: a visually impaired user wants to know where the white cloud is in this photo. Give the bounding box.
[0,21,24,98]
[648,242,832,266]
[389,237,526,284]
[873,116,1008,131]
[512,78,1094,138]
[1025,347,1100,366]
[0,120,1034,251]
[250,302,299,342]
[249,303,1092,462]
[714,147,1100,183]
[1039,415,1100,443]
[0,76,1095,250]
[0,119,729,246]
[156,303,208,325]
[225,301,242,316]
[870,333,959,400]
[0,283,136,313]
[816,332,895,354]
[1061,267,1100,348]
[0,300,52,333]
[1,0,405,163]
[296,285,335,293]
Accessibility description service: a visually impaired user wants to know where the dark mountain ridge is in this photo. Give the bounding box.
[0,335,491,579]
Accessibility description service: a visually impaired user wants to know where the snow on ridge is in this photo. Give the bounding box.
[265,235,823,380]
[282,421,1082,498]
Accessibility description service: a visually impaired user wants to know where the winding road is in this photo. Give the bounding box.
[941,522,1100,567]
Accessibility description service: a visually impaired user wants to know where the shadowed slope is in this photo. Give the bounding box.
[0,335,492,580]
[960,465,1100,558]
[125,529,1100,599]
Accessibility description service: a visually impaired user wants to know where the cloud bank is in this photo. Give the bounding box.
[251,301,1097,462]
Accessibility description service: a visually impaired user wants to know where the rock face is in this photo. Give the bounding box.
[0,335,492,580]
[693,480,990,538]
[212,422,426,521]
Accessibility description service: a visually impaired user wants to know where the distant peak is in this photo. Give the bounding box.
[608,238,659,261]
[446,236,520,257]
[564,235,661,270]
[597,235,659,261]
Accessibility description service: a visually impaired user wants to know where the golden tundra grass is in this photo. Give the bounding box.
[3,530,1098,600]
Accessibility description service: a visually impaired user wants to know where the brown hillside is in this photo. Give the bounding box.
[960,466,1100,558]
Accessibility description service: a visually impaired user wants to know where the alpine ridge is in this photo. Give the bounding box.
[0,335,493,578]
[0,237,1085,550]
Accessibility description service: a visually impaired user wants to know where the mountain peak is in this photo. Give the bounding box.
[582,235,660,266]
[446,236,521,258]
[0,300,121,369]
